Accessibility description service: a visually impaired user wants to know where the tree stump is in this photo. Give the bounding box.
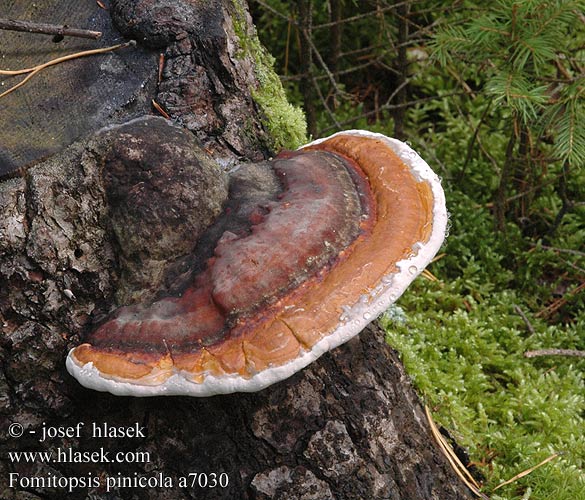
[0,1,473,498]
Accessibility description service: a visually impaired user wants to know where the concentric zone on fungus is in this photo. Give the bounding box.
[66,131,447,396]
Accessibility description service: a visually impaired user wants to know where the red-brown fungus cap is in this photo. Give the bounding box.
[67,130,448,396]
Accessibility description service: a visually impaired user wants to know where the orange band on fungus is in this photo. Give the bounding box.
[67,131,447,396]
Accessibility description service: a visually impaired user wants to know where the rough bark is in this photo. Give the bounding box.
[1,1,473,499]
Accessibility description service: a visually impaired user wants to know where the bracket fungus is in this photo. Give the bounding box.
[66,130,447,396]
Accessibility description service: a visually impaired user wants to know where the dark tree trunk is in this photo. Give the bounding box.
[393,0,410,141]
[328,0,342,84]
[297,0,318,138]
[0,1,473,499]
[494,121,518,233]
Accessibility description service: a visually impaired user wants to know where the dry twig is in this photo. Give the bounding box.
[535,244,585,258]
[0,18,101,40]
[513,305,536,335]
[535,281,585,318]
[524,349,585,358]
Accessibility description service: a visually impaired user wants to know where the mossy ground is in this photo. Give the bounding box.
[380,194,585,500]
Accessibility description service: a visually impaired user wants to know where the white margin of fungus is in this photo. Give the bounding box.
[66,130,448,397]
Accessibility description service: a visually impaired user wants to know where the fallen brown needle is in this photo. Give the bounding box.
[0,40,135,100]
[425,405,489,499]
[493,452,561,491]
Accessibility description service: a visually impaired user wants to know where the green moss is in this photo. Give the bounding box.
[381,275,585,499]
[231,1,307,151]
